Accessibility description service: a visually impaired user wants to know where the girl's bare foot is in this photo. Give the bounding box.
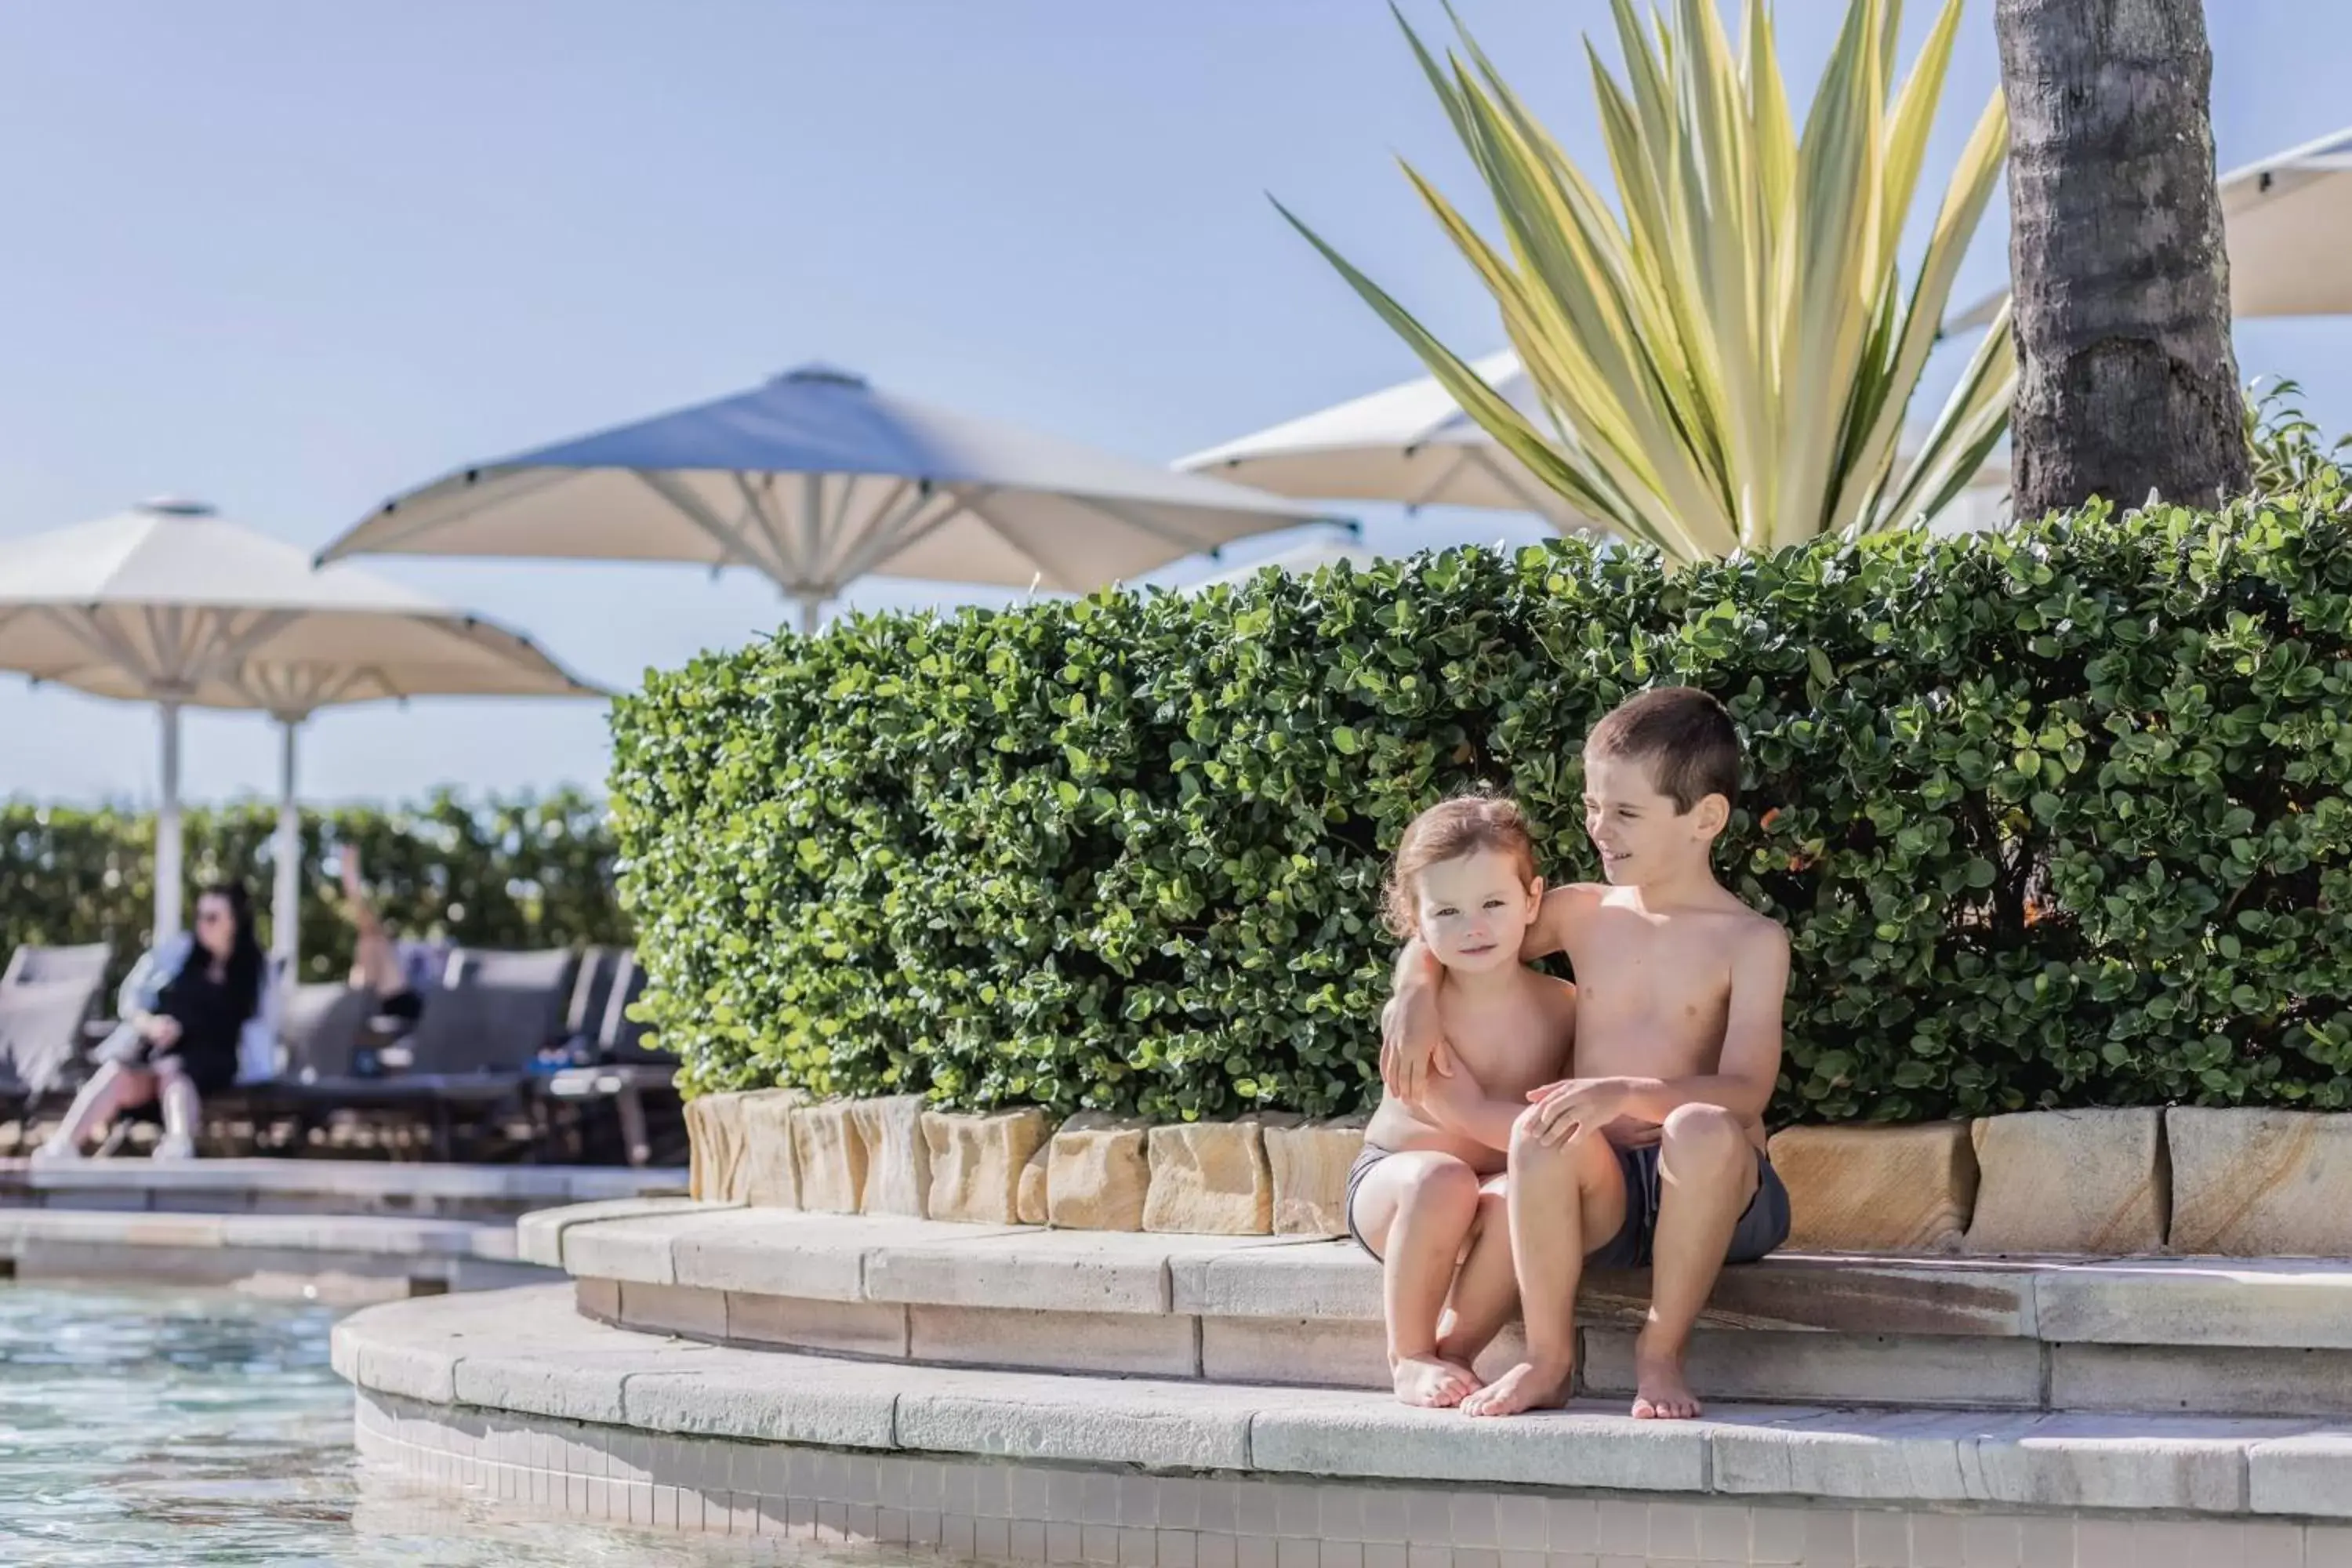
[1459,1358,1573,1417]
[1630,1338,1702,1419]
[1392,1355,1481,1408]
[1434,1327,1493,1377]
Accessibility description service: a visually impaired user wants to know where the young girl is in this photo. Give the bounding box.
[1348,793,1577,1407]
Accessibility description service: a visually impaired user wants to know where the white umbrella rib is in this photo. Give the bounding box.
[1467,449,1600,535]
[230,661,378,718]
[200,608,303,674]
[800,473,824,589]
[46,607,163,687]
[1084,496,1228,560]
[726,471,821,591]
[887,486,1070,590]
[635,470,793,581]
[819,480,942,589]
[1405,446,1486,510]
[817,471,871,575]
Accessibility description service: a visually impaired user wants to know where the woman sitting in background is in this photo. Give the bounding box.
[35,882,276,1161]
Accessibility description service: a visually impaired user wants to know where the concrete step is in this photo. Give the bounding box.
[522,1203,2352,1416]
[336,1285,2352,1525]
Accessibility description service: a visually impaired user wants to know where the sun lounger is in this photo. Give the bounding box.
[542,952,679,1166]
[0,942,111,990]
[274,947,579,1160]
[0,977,107,1113]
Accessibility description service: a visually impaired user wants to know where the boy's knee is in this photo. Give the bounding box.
[1507,1109,1555,1167]
[1661,1104,1748,1172]
[1508,1110,1606,1176]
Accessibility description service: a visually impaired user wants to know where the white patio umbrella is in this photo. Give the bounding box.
[1947,122,2352,330]
[1179,350,1600,532]
[0,499,604,969]
[1181,352,2008,528]
[1182,527,1383,593]
[317,364,1338,634]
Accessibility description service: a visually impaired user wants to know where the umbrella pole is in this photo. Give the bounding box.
[273,717,302,988]
[797,593,825,638]
[154,701,184,944]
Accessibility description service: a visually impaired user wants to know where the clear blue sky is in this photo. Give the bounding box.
[4,1,2346,807]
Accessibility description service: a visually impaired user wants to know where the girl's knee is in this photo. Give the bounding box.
[1396,1156,1480,1218]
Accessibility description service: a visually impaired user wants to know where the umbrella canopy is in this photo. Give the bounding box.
[1179,351,1598,531]
[1182,350,2008,528]
[0,498,603,961]
[1183,528,1383,593]
[1948,123,2352,330]
[317,364,1338,633]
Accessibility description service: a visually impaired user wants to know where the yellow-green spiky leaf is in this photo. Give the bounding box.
[1289,0,2008,564]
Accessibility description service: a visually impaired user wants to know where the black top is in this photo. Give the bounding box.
[155,960,251,1094]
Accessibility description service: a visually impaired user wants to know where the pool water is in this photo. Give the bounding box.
[0,1283,924,1566]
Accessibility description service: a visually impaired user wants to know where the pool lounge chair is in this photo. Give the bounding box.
[274,947,579,1160]
[0,942,111,990]
[0,976,109,1120]
[542,951,679,1167]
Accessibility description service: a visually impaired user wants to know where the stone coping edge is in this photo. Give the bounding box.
[522,1203,2352,1349]
[0,1159,688,1203]
[0,1205,525,1261]
[336,1286,2352,1520]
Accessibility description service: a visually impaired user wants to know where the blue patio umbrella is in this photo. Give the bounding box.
[318,365,1338,633]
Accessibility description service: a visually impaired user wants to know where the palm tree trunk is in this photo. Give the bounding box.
[1994,0,2248,520]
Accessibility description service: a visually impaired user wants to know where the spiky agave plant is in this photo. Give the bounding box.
[1282,0,2013,562]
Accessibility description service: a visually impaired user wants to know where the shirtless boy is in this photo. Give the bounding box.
[1381,687,1791,1420]
[1351,794,1577,1407]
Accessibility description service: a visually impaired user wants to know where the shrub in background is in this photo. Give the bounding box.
[612,473,2352,1125]
[0,788,626,987]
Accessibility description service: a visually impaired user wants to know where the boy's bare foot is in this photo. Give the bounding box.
[1392,1355,1481,1408]
[1459,1358,1573,1417]
[1630,1338,1702,1419]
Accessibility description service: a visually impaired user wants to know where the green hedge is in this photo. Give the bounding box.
[0,789,627,988]
[611,477,2352,1123]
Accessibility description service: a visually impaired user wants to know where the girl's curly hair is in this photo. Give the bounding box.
[1381,790,1537,939]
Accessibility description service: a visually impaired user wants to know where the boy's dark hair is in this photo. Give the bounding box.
[1584,687,1741,814]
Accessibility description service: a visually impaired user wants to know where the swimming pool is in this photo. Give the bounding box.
[0,1283,916,1565]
